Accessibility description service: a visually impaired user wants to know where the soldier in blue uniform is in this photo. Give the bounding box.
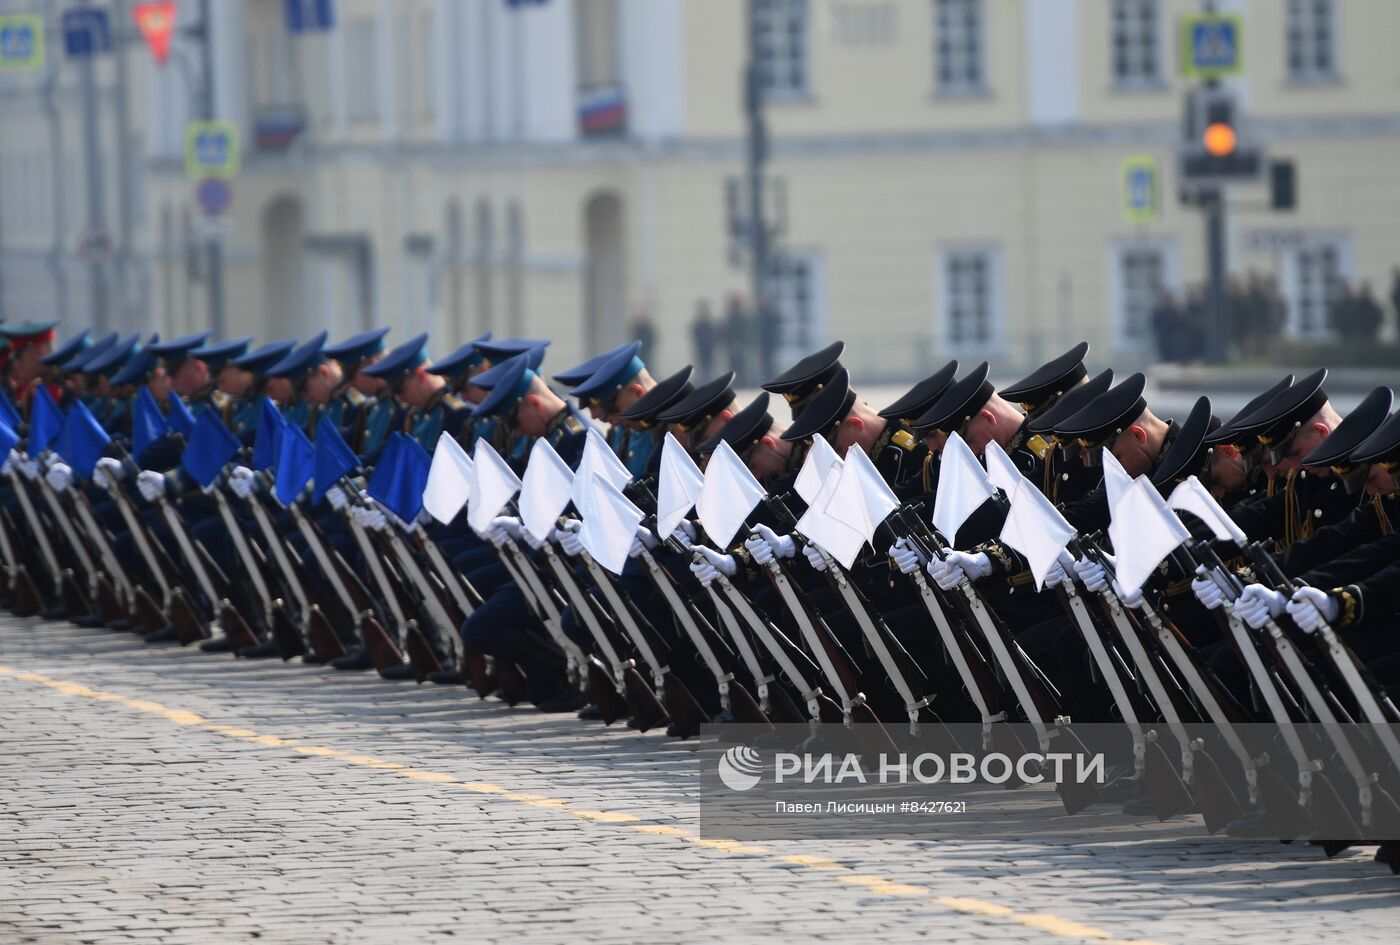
[455,351,589,710]
[221,338,299,441]
[362,333,470,456]
[320,328,393,454]
[568,341,658,476]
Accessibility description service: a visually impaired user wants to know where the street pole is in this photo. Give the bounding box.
[199,0,224,337]
[78,4,109,333]
[1204,187,1226,364]
[112,0,137,333]
[743,0,769,318]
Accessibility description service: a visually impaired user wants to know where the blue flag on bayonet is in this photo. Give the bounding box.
[312,414,359,503]
[54,401,111,478]
[182,408,242,488]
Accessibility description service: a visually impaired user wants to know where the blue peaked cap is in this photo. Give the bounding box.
[362,332,430,383]
[265,330,328,379]
[148,331,214,363]
[471,352,538,418]
[324,328,391,364]
[552,350,611,387]
[41,330,91,367]
[63,332,118,372]
[234,338,298,374]
[427,332,493,379]
[570,341,644,401]
[108,334,162,386]
[189,335,254,370]
[84,333,141,378]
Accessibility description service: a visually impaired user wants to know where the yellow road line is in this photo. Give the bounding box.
[0,663,1165,945]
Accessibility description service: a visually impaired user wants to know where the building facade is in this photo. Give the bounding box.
[1,0,1398,378]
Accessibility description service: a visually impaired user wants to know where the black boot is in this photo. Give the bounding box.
[200,635,235,653]
[330,645,373,671]
[378,662,415,681]
[237,638,282,659]
[143,625,179,643]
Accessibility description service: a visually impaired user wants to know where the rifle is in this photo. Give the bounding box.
[1192,541,1359,842]
[539,540,666,729]
[1245,540,1400,836]
[915,516,1102,814]
[0,507,42,616]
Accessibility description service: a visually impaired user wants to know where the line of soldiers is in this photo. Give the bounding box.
[3,320,1400,870]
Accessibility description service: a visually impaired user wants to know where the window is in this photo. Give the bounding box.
[939,248,999,351]
[575,0,621,90]
[344,17,377,122]
[1111,0,1160,87]
[769,252,821,353]
[933,0,984,95]
[1287,239,1347,337]
[1117,246,1166,345]
[754,0,809,100]
[1287,0,1337,82]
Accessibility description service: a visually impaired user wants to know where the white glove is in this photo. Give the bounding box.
[743,523,792,567]
[557,524,586,557]
[802,542,829,572]
[522,526,547,551]
[1117,584,1144,609]
[93,457,124,490]
[325,485,348,512]
[675,520,698,544]
[352,504,386,532]
[1191,570,1226,610]
[1042,551,1076,589]
[634,525,659,551]
[1,449,16,475]
[45,463,72,493]
[1286,586,1339,634]
[228,466,257,499]
[1073,554,1109,593]
[16,455,40,481]
[689,545,737,586]
[928,550,991,590]
[1235,583,1287,629]
[485,515,522,548]
[889,537,924,575]
[136,470,167,503]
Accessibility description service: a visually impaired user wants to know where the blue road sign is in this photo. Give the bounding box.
[1181,14,1243,79]
[195,179,232,216]
[0,14,44,72]
[286,0,335,33]
[1121,157,1159,224]
[184,122,240,178]
[62,8,112,58]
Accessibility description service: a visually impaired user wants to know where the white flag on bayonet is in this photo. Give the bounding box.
[519,438,575,545]
[932,431,994,544]
[656,432,703,540]
[422,432,474,525]
[469,440,523,536]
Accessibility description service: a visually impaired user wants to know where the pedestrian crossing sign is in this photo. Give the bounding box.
[1121,156,1159,224]
[1180,13,1243,79]
[184,121,241,179]
[0,14,44,72]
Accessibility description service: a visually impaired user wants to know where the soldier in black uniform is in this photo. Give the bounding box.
[616,365,694,481]
[877,359,959,501]
[654,371,738,453]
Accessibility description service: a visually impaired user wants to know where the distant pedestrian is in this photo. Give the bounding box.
[1389,267,1400,337]
[724,293,750,384]
[691,301,717,378]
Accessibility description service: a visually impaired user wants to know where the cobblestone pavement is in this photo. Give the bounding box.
[2,615,1398,945]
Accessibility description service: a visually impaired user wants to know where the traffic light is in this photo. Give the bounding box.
[1180,87,1261,183]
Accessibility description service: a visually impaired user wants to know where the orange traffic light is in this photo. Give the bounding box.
[1203,122,1237,157]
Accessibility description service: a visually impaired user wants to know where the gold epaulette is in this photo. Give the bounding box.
[442,393,467,411]
[892,429,916,451]
[562,414,586,434]
[1025,434,1052,461]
